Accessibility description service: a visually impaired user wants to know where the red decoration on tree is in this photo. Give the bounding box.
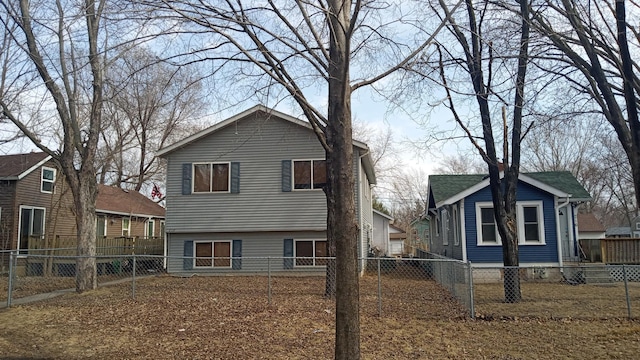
[151,184,162,199]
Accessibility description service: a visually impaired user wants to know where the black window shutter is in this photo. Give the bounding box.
[183,240,193,270]
[182,163,192,195]
[282,160,292,192]
[231,162,240,194]
[283,238,294,269]
[232,239,242,270]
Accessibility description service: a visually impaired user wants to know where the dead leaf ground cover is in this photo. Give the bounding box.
[1,274,640,359]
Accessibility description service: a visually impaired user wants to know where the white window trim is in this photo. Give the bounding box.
[193,240,232,268]
[475,202,501,246]
[636,223,640,230]
[146,219,155,238]
[122,218,131,236]
[192,162,231,194]
[291,159,326,191]
[517,201,546,245]
[96,216,107,237]
[475,201,546,246]
[441,209,449,246]
[40,166,56,194]
[294,239,327,267]
[453,207,460,246]
[17,205,46,252]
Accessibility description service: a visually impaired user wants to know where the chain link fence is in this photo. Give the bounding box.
[472,264,640,319]
[4,250,637,320]
[1,251,473,318]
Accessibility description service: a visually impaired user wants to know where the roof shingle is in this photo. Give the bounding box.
[0,152,50,179]
[96,185,165,218]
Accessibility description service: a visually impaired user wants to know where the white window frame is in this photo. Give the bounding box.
[441,209,449,246]
[453,207,460,246]
[291,159,327,191]
[517,201,546,245]
[146,219,155,238]
[41,166,56,193]
[475,201,546,246]
[192,162,231,193]
[475,202,501,246]
[636,223,640,230]
[122,218,131,237]
[18,205,46,252]
[294,239,328,267]
[193,240,232,268]
[96,216,107,237]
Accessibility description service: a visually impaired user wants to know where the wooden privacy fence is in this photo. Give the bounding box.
[580,238,640,264]
[27,236,164,256]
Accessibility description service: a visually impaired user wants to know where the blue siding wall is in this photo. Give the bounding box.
[464,181,558,264]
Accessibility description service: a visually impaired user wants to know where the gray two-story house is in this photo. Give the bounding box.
[157,105,376,273]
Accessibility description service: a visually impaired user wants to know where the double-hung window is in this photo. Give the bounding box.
[295,239,327,267]
[122,218,130,237]
[193,163,230,193]
[517,201,545,244]
[475,201,545,245]
[194,241,231,268]
[41,167,56,193]
[293,160,326,190]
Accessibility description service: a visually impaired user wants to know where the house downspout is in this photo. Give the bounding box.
[555,197,571,268]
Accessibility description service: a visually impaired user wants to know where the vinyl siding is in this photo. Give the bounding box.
[164,113,368,233]
[464,181,559,264]
[167,230,326,273]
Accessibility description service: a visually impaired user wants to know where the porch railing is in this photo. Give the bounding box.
[580,238,640,264]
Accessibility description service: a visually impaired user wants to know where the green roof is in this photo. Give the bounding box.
[428,171,591,205]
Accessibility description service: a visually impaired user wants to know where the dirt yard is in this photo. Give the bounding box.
[1,275,640,359]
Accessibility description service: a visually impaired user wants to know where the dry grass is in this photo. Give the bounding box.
[1,274,640,359]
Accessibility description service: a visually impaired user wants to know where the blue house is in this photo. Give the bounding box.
[425,172,591,267]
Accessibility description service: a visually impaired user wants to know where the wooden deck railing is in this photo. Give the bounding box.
[579,238,640,264]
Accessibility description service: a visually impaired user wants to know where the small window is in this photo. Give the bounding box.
[96,216,107,237]
[476,203,500,245]
[453,207,460,246]
[146,219,155,238]
[194,241,232,268]
[122,218,130,237]
[41,167,56,193]
[293,160,326,190]
[442,209,449,246]
[193,163,229,193]
[517,201,545,244]
[294,240,327,267]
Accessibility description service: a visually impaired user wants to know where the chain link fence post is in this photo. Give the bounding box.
[132,256,137,300]
[622,264,631,319]
[377,257,381,317]
[7,250,15,308]
[267,257,272,305]
[468,261,475,319]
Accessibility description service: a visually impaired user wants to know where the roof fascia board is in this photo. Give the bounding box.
[97,209,165,218]
[373,209,394,221]
[17,155,53,180]
[435,172,573,208]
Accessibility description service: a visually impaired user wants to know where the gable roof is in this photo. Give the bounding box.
[373,209,394,221]
[96,185,165,218]
[156,105,376,184]
[0,152,52,180]
[577,213,605,233]
[428,171,591,208]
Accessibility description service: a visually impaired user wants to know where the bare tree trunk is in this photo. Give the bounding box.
[326,0,360,358]
[74,180,98,291]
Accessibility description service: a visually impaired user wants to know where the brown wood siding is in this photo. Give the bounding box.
[0,180,17,251]
[100,213,162,238]
[13,160,76,249]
